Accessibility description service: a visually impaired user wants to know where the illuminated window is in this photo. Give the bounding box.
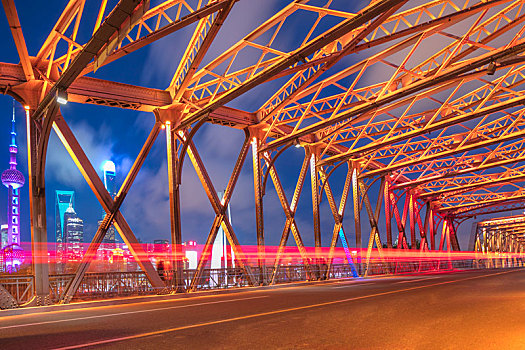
[12,197,18,205]
[12,217,18,224]
[12,207,18,214]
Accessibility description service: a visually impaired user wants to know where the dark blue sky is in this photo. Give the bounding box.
[0,0,509,251]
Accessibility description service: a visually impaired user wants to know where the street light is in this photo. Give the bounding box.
[56,90,68,105]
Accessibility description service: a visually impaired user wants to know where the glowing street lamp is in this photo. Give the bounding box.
[56,90,68,105]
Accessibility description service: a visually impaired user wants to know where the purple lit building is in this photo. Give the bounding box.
[1,102,25,272]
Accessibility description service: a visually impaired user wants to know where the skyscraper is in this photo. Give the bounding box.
[55,190,74,270]
[1,102,25,272]
[55,191,75,248]
[63,204,84,261]
[1,224,7,248]
[100,160,117,247]
[103,160,116,198]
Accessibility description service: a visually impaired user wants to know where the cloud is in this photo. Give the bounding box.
[46,120,115,187]
[120,160,171,240]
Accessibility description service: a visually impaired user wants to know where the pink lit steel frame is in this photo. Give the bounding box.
[2,0,525,304]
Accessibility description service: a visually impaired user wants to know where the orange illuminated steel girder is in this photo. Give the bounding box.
[30,0,150,121]
[356,107,525,180]
[327,100,525,172]
[256,0,513,123]
[83,0,236,76]
[0,61,256,124]
[263,10,525,154]
[316,69,525,167]
[1,0,33,81]
[36,0,233,76]
[439,189,525,216]
[456,201,525,219]
[260,1,525,145]
[340,97,525,177]
[419,172,525,201]
[306,59,525,155]
[19,0,159,305]
[389,137,525,190]
[176,0,406,129]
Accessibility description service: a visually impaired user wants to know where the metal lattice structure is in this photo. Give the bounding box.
[2,0,525,304]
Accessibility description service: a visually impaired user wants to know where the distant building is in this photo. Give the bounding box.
[55,190,75,268]
[210,191,235,287]
[100,160,117,246]
[184,240,198,270]
[154,239,170,253]
[63,204,84,260]
[1,102,25,272]
[1,224,7,248]
[0,224,7,271]
[211,191,235,270]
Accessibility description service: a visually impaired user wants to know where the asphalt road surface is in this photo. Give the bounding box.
[1,268,525,349]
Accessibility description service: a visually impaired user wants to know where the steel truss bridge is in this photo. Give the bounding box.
[1,0,525,306]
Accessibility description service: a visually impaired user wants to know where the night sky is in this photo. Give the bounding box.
[0,0,513,251]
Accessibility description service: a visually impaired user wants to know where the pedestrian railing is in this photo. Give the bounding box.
[0,274,33,305]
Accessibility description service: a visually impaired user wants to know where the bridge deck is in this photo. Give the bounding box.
[1,268,523,349]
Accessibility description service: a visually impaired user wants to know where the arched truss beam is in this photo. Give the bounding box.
[177,0,406,129]
[439,187,525,215]
[36,1,230,75]
[259,0,520,142]
[456,201,525,219]
[358,105,525,179]
[262,2,525,153]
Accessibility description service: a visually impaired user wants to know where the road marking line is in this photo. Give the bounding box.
[52,269,519,350]
[333,282,377,289]
[394,276,438,284]
[0,296,268,331]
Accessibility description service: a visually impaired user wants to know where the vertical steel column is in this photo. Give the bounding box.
[384,177,392,249]
[166,122,184,292]
[446,220,452,252]
[400,193,410,249]
[351,164,362,274]
[409,192,416,249]
[429,204,435,250]
[26,107,49,305]
[449,219,460,251]
[251,136,265,285]
[310,149,321,279]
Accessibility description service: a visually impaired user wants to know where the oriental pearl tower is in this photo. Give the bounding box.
[1,102,25,272]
